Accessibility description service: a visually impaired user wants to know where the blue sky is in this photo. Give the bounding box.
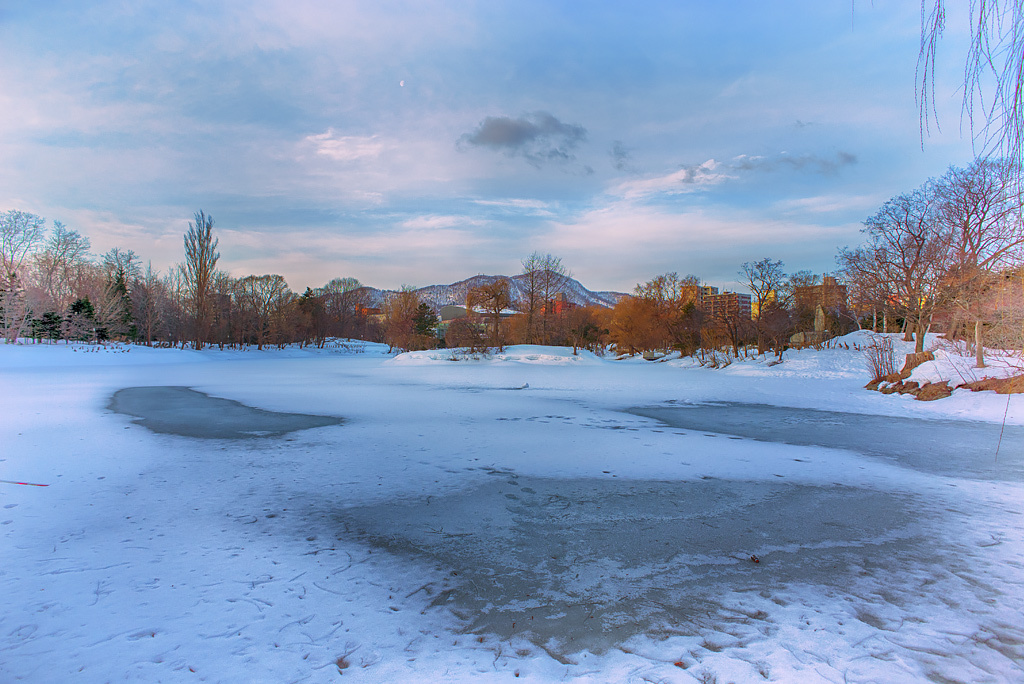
[0,1,980,293]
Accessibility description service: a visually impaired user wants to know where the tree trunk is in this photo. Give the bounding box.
[915,317,926,353]
[975,320,986,368]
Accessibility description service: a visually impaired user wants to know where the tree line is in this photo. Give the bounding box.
[0,211,377,349]
[2,158,1021,363]
[601,159,1024,366]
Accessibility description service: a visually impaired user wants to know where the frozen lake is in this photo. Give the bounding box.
[631,401,1024,481]
[335,402,1021,658]
[99,380,1022,672]
[3,339,1023,682]
[339,473,927,658]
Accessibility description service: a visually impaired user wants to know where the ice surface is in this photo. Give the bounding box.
[632,402,1024,481]
[108,386,343,438]
[2,337,1023,683]
[338,472,929,657]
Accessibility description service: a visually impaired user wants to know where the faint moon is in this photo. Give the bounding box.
[400,80,405,87]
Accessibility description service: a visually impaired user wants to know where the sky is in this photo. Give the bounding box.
[0,1,983,294]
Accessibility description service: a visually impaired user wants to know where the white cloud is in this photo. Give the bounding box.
[304,130,385,162]
[609,160,732,199]
[471,198,555,216]
[773,193,882,215]
[400,215,485,230]
[472,198,551,210]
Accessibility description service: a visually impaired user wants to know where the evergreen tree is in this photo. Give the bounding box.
[31,312,62,342]
[64,297,97,342]
[413,303,439,338]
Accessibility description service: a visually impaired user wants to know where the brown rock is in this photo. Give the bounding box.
[880,381,902,395]
[916,381,952,401]
[959,375,1024,395]
[865,379,881,391]
[899,381,920,395]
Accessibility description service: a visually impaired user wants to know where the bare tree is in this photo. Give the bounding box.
[1,210,47,343]
[936,158,1024,364]
[93,282,131,340]
[838,187,947,353]
[445,316,488,352]
[182,211,220,349]
[131,263,170,345]
[181,210,219,350]
[608,295,661,355]
[382,286,424,352]
[161,267,189,347]
[741,258,788,319]
[0,210,46,279]
[234,274,292,350]
[467,278,512,349]
[636,272,703,352]
[741,258,789,354]
[320,277,366,340]
[787,270,822,331]
[519,252,570,344]
[33,221,92,314]
[759,301,794,360]
[96,247,141,341]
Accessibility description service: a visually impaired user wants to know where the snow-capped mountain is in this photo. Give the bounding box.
[356,274,628,310]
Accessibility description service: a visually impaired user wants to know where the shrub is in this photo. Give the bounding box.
[864,334,897,381]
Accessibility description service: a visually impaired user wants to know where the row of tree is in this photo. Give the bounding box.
[0,211,589,353]
[374,260,838,361]
[379,160,1024,365]
[2,157,1021,363]
[600,265,853,362]
[0,211,378,349]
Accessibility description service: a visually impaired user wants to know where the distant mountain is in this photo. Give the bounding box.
[356,274,628,310]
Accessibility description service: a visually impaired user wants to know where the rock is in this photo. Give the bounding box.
[898,381,920,395]
[864,379,882,391]
[880,381,903,394]
[958,375,1024,394]
[916,381,952,401]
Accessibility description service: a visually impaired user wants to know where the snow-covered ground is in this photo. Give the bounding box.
[1,332,1022,683]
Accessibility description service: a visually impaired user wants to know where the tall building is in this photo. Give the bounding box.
[793,276,848,313]
[701,291,752,321]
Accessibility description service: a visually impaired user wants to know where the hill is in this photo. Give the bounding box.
[356,274,628,310]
